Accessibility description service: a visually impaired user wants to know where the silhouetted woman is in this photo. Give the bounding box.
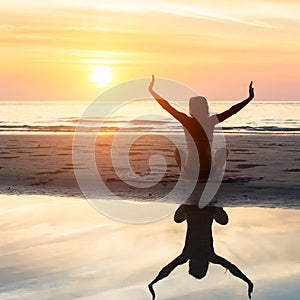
[148,75,255,180]
[148,205,254,299]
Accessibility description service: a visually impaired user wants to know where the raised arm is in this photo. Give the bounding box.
[148,254,188,299]
[216,82,255,123]
[148,75,188,123]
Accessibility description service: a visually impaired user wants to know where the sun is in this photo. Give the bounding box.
[90,66,112,87]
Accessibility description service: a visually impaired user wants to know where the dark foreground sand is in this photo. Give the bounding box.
[0,133,299,208]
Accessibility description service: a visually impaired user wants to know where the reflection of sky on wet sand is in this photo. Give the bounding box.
[0,195,299,299]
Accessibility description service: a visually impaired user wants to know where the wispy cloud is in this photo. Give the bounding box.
[152,3,280,29]
[0,24,137,33]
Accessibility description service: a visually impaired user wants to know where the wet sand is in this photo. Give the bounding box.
[0,194,299,299]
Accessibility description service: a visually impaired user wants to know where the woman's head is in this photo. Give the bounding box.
[189,96,209,120]
[188,258,209,279]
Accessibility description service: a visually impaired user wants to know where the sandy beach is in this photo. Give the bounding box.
[0,133,299,208]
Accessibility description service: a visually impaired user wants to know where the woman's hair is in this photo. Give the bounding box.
[214,207,229,225]
[189,96,209,120]
[188,258,209,279]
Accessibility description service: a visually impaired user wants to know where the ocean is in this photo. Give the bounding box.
[0,100,299,134]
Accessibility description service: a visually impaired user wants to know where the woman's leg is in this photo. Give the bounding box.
[212,147,229,176]
[210,253,254,299]
[174,148,186,172]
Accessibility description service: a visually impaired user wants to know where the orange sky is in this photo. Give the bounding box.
[1,0,300,101]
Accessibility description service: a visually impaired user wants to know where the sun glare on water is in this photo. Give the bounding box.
[90,66,112,87]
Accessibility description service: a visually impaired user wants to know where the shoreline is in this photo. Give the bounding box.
[0,131,299,136]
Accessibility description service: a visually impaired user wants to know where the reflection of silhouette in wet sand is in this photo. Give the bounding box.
[148,205,254,299]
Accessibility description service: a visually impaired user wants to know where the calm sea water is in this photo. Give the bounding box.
[0,100,299,134]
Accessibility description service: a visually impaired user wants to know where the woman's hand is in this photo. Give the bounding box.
[248,81,254,100]
[148,75,155,92]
